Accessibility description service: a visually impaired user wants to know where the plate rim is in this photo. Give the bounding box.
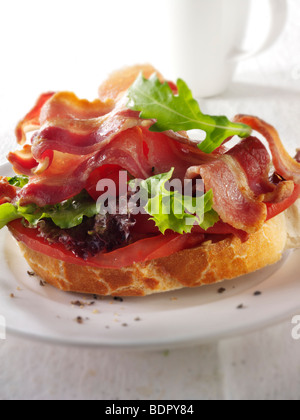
[5,298,300,350]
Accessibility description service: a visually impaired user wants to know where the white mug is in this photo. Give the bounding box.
[161,0,288,97]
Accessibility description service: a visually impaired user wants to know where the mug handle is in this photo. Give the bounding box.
[229,0,288,61]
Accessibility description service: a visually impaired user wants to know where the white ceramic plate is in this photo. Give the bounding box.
[0,163,300,350]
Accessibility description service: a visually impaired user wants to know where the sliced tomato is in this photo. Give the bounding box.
[8,220,87,265]
[8,220,204,269]
[146,233,204,261]
[266,183,300,221]
[131,213,159,235]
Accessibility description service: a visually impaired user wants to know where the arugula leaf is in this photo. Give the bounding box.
[127,73,252,153]
[131,168,219,234]
[0,191,99,230]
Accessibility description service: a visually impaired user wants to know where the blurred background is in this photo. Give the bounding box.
[0,0,299,105]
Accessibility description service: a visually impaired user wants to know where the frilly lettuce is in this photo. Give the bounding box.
[130,168,219,234]
[0,171,219,235]
[0,190,98,230]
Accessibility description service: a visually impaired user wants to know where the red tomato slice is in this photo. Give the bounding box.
[266,183,300,221]
[8,220,203,269]
[131,213,159,235]
[8,220,88,266]
[146,233,204,261]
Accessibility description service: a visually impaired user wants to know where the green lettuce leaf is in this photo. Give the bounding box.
[0,191,99,230]
[8,175,29,188]
[127,73,252,153]
[0,203,22,229]
[130,168,219,234]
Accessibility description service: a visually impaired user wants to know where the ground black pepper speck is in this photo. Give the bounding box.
[27,271,35,277]
[71,300,85,307]
[76,316,84,324]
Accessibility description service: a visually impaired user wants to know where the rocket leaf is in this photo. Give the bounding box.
[127,73,252,153]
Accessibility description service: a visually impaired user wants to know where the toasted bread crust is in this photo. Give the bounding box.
[14,214,287,296]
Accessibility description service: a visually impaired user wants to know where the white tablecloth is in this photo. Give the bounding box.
[0,0,300,401]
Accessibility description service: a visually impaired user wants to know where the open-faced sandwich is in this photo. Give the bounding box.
[0,64,299,296]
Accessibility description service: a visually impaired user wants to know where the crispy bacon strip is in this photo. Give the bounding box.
[187,156,267,234]
[186,135,296,233]
[234,115,300,185]
[15,92,55,145]
[141,128,214,179]
[0,177,17,205]
[228,136,295,203]
[15,127,151,206]
[31,99,148,159]
[39,91,114,124]
[15,87,115,148]
[7,145,39,176]
[228,136,273,196]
